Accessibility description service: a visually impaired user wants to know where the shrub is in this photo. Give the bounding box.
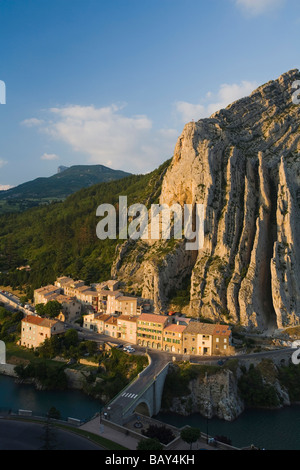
[142,425,175,445]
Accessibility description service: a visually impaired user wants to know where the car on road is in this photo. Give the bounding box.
[123,345,135,353]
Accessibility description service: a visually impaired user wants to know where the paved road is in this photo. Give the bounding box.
[0,418,103,450]
[0,292,33,316]
[77,325,294,363]
[106,351,170,414]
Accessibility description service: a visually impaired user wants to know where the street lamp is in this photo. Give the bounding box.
[206,412,209,445]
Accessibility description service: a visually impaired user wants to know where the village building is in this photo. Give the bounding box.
[54,276,74,289]
[182,322,215,356]
[62,280,86,297]
[114,296,138,316]
[212,324,234,355]
[34,285,61,305]
[50,294,82,322]
[21,315,64,349]
[74,286,98,311]
[136,313,171,350]
[182,322,234,356]
[105,291,123,314]
[103,316,118,338]
[94,280,119,292]
[117,315,138,343]
[83,313,112,333]
[162,323,187,354]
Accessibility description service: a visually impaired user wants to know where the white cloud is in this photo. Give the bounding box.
[25,104,177,173]
[0,159,7,168]
[0,184,13,191]
[175,80,258,123]
[40,153,59,161]
[235,0,286,17]
[21,118,45,127]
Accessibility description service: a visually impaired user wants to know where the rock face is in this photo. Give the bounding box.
[114,70,300,331]
[168,368,245,422]
[163,359,292,422]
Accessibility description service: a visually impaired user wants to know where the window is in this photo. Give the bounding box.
[216,338,219,342]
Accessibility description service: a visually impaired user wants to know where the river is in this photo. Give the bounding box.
[1,374,300,449]
[0,374,102,422]
[157,407,300,450]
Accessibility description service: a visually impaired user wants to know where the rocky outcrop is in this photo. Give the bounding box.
[167,367,244,422]
[163,359,293,421]
[114,69,300,331]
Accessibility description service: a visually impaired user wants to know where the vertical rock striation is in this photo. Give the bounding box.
[114,70,300,331]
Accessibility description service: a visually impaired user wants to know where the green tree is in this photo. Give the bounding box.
[63,328,79,349]
[44,300,62,318]
[137,438,163,451]
[180,427,201,450]
[20,295,28,305]
[40,416,58,450]
[48,407,61,420]
[142,424,175,445]
[35,303,46,316]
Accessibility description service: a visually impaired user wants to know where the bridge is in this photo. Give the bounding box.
[102,352,170,425]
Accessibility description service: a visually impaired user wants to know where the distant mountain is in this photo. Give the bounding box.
[0,164,132,213]
[57,165,69,174]
[0,160,170,289]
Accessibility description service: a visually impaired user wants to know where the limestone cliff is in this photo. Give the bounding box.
[113,70,300,331]
[162,359,293,422]
[167,366,245,422]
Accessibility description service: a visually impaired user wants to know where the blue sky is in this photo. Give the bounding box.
[0,0,299,188]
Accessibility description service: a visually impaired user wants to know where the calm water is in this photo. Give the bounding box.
[157,407,300,450]
[1,374,300,449]
[0,375,102,421]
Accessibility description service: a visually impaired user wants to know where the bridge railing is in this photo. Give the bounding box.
[105,353,152,409]
[122,361,170,417]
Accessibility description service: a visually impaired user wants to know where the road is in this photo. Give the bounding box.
[0,418,103,450]
[1,289,295,367]
[0,291,33,316]
[108,351,169,407]
[77,324,295,363]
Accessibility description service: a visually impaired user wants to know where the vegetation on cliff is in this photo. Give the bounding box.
[162,359,300,420]
[0,305,22,342]
[238,364,280,408]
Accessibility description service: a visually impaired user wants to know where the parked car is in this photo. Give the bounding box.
[125,346,135,353]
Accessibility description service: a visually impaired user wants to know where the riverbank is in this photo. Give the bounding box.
[0,374,102,421]
[157,406,300,450]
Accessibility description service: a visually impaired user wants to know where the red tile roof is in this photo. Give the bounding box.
[22,315,58,328]
[138,313,169,324]
[164,324,187,334]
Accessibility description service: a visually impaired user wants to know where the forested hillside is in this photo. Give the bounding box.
[0,160,170,293]
[0,165,132,214]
